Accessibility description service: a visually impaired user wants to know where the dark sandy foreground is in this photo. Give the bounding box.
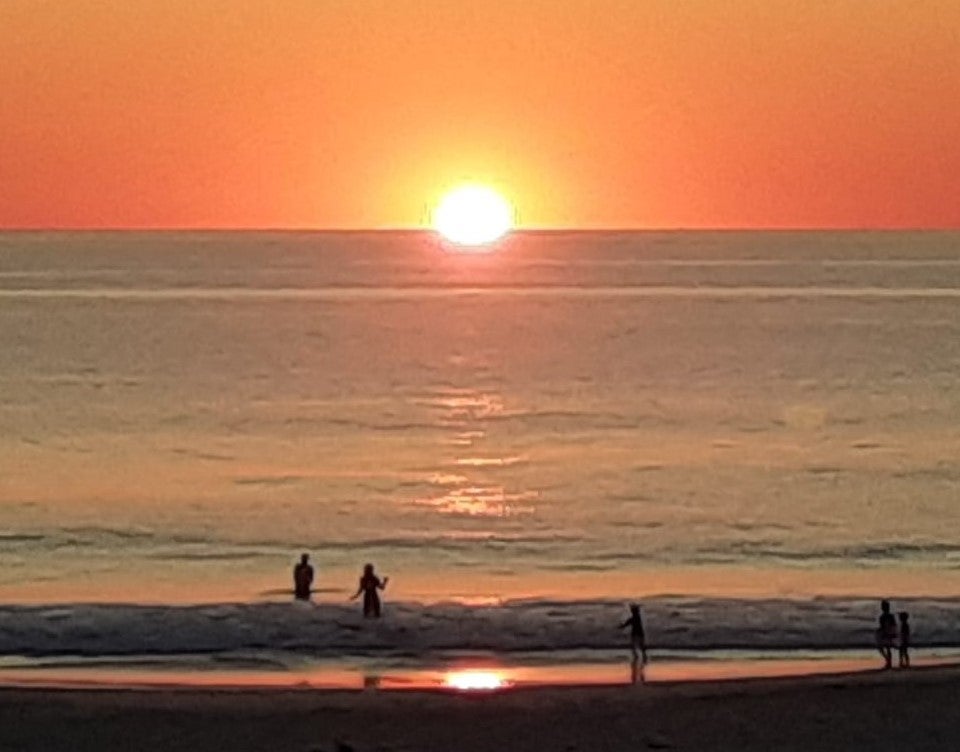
[2,666,959,752]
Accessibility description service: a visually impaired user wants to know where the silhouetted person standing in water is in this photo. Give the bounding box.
[876,599,897,669]
[351,563,388,617]
[898,611,911,668]
[620,603,648,665]
[293,553,314,601]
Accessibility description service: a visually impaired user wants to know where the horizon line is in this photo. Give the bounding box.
[1,226,958,234]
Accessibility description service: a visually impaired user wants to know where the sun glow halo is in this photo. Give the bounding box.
[433,186,514,247]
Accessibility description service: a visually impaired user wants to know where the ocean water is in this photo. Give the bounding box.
[2,230,960,660]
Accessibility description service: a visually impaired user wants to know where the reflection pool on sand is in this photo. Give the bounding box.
[2,650,958,692]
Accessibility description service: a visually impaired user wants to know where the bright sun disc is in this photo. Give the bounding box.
[433,186,513,246]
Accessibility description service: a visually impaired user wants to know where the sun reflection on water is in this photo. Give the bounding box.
[415,390,505,429]
[414,485,537,517]
[444,430,486,447]
[453,455,525,467]
[412,386,537,518]
[444,670,509,691]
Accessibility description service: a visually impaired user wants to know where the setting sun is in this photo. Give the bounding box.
[433,186,514,246]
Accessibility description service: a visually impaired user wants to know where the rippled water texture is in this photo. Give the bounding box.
[2,231,960,605]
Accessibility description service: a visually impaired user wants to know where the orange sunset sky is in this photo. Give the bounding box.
[1,1,958,229]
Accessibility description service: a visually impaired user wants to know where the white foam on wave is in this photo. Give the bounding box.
[2,597,958,658]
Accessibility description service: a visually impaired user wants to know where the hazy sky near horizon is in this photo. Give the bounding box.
[1,1,958,229]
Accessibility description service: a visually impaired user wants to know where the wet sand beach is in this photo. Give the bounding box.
[2,664,959,752]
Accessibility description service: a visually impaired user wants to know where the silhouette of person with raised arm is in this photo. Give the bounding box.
[898,611,911,668]
[620,603,648,665]
[876,599,897,669]
[293,553,314,601]
[351,563,388,617]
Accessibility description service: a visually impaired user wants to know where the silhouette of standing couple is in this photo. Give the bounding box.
[876,599,911,669]
[292,554,389,618]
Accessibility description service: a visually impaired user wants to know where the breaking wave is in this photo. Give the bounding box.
[2,596,959,658]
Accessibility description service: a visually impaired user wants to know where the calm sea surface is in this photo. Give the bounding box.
[2,231,960,622]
